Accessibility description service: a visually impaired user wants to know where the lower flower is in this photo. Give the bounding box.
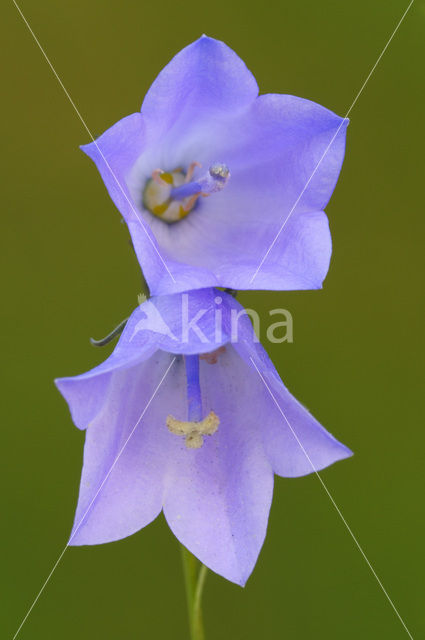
[55,288,352,586]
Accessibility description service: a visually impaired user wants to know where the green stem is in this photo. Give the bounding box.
[180,545,208,640]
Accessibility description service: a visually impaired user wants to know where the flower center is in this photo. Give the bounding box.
[143,161,230,224]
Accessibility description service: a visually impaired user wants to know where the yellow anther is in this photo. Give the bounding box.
[151,169,166,185]
[158,172,174,185]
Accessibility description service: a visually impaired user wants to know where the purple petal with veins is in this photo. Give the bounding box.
[81,36,348,295]
[56,289,352,585]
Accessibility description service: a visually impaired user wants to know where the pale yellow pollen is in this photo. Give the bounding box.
[166,411,220,449]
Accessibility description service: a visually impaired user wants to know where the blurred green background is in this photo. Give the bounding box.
[2,0,424,638]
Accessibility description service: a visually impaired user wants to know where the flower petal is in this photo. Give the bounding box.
[79,37,259,295]
[81,44,347,295]
[80,113,183,292]
[65,352,186,545]
[153,205,331,291]
[235,340,353,476]
[148,94,346,290]
[219,93,348,214]
[163,346,273,586]
[56,290,352,576]
[141,35,258,142]
[55,289,240,429]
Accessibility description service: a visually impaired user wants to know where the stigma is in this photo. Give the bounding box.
[143,161,230,223]
[167,411,220,449]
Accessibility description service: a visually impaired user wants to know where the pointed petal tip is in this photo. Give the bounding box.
[79,141,96,159]
[341,444,354,459]
[54,376,68,393]
[223,562,255,587]
[320,442,354,471]
[194,556,253,587]
[79,143,96,164]
[235,571,251,588]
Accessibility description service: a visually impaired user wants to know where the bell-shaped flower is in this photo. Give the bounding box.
[82,36,348,295]
[56,289,352,585]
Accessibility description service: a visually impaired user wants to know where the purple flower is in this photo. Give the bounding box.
[56,289,352,585]
[82,36,348,296]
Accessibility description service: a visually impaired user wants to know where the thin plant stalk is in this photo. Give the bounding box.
[181,545,208,640]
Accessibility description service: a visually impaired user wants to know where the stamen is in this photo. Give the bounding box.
[185,161,202,183]
[151,169,167,185]
[166,355,220,449]
[181,193,200,213]
[199,346,226,364]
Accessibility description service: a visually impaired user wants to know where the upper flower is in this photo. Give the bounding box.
[82,36,348,296]
[55,289,352,585]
